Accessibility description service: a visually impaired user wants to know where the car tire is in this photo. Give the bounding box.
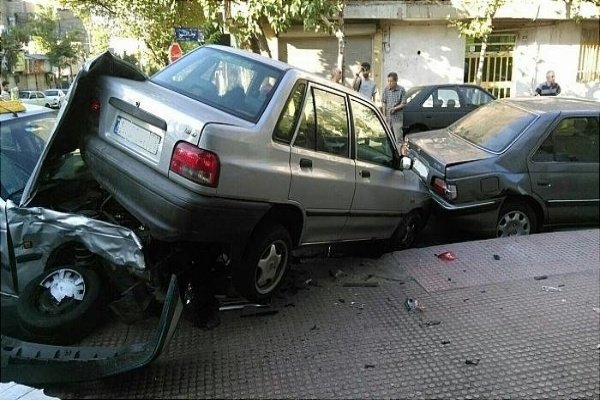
[496,200,537,237]
[387,210,423,251]
[233,223,292,302]
[17,265,105,344]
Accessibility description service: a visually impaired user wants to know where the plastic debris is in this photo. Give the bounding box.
[593,307,600,314]
[310,324,319,331]
[436,251,457,261]
[424,320,441,327]
[329,269,345,279]
[534,275,548,281]
[364,364,375,369]
[465,359,480,365]
[493,254,501,260]
[405,298,425,312]
[441,340,451,345]
[541,286,562,292]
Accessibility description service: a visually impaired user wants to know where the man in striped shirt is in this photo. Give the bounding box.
[535,70,561,96]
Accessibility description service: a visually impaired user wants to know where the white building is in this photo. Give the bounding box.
[265,0,600,101]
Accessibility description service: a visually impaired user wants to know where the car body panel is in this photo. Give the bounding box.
[408,97,600,235]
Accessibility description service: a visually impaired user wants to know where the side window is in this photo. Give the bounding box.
[313,89,349,157]
[437,89,461,108]
[294,88,316,150]
[351,99,395,167]
[533,117,599,163]
[273,82,306,144]
[460,87,494,106]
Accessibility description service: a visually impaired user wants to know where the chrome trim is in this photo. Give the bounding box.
[431,191,499,211]
[548,199,599,203]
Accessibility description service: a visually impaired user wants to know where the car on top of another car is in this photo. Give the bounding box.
[406,96,599,238]
[38,45,430,303]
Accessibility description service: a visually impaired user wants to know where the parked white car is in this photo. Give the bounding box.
[43,88,67,109]
[19,90,51,108]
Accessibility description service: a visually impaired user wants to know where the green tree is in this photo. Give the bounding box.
[0,26,30,77]
[449,0,505,86]
[60,0,344,69]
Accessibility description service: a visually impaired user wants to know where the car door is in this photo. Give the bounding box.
[343,97,405,240]
[528,115,600,225]
[419,86,465,129]
[288,84,355,244]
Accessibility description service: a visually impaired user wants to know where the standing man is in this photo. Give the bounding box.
[535,70,561,96]
[382,72,406,143]
[352,62,377,101]
[1,81,10,100]
[330,67,343,84]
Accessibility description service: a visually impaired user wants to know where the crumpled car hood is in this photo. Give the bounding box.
[1,200,145,295]
[20,51,147,207]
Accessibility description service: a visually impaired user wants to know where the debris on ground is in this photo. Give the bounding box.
[284,303,295,308]
[441,340,451,345]
[350,301,365,310]
[493,254,501,260]
[436,251,457,261]
[310,324,319,331]
[534,275,548,280]
[338,298,346,303]
[541,286,562,292]
[405,298,425,312]
[364,364,375,369]
[329,269,345,279]
[592,307,599,314]
[465,359,480,365]
[463,298,470,302]
[342,282,379,288]
[423,320,441,327]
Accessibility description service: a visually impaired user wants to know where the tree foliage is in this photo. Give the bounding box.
[59,0,343,69]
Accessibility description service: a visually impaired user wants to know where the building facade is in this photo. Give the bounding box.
[266,0,600,101]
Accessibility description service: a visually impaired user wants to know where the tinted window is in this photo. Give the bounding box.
[273,82,306,144]
[533,117,599,163]
[1,112,57,201]
[459,86,494,106]
[313,89,349,157]
[152,47,283,122]
[294,89,316,150]
[404,87,423,104]
[352,99,394,167]
[450,101,537,153]
[45,90,58,96]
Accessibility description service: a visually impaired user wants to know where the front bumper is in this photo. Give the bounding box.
[0,275,182,385]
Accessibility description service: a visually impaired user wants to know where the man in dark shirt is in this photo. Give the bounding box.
[535,70,561,96]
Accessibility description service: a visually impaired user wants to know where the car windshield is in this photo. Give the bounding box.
[449,101,537,153]
[0,111,57,202]
[404,87,423,104]
[151,47,283,122]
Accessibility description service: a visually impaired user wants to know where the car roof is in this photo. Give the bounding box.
[0,103,55,122]
[500,97,600,114]
[409,83,488,90]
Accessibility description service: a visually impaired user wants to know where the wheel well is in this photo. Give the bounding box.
[256,204,303,247]
[501,195,544,232]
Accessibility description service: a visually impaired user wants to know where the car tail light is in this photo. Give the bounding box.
[170,142,220,187]
[432,177,457,200]
[90,98,101,114]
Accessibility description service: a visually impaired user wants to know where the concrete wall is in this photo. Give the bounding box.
[513,21,600,100]
[381,23,465,90]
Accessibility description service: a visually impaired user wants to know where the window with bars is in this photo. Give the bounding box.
[577,28,599,83]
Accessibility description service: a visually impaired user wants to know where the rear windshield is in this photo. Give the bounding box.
[151,47,283,123]
[449,101,537,153]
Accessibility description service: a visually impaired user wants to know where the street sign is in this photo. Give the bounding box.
[175,27,204,42]
[168,42,183,64]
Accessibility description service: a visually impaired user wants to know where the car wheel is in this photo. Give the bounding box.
[44,103,51,108]
[233,223,292,302]
[387,210,423,251]
[17,265,105,344]
[496,200,537,237]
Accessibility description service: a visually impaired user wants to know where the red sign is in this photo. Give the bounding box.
[168,42,183,63]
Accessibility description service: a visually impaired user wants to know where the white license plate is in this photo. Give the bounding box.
[113,116,161,155]
[412,158,429,179]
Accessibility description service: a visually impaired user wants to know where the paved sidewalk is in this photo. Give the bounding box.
[12,230,600,398]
